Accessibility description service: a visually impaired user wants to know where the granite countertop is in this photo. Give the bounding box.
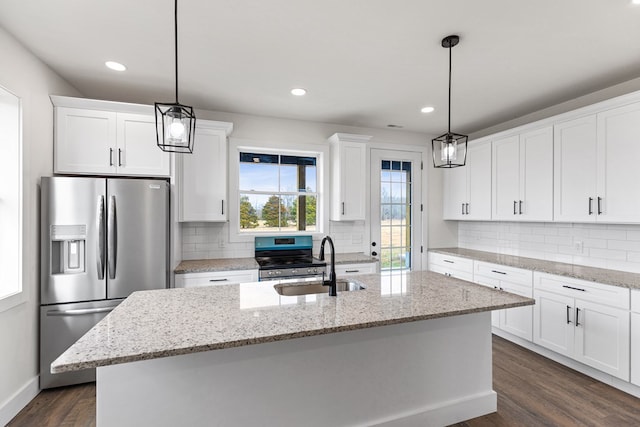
[51,271,532,373]
[174,253,377,274]
[430,247,640,290]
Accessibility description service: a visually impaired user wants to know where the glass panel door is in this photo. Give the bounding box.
[370,149,423,271]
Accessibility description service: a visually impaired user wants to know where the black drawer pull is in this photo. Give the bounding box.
[562,285,586,292]
[566,305,572,324]
[345,270,360,273]
[575,307,581,326]
[209,278,229,282]
[491,270,507,275]
[443,260,454,264]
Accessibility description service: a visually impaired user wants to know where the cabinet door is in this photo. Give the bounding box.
[472,276,501,328]
[553,115,597,222]
[632,312,640,386]
[533,290,574,358]
[492,135,521,220]
[178,126,227,222]
[55,107,117,175]
[117,113,170,177]
[339,142,366,220]
[466,142,492,220]
[596,102,640,223]
[520,126,553,221]
[500,283,533,341]
[442,164,466,220]
[573,300,630,380]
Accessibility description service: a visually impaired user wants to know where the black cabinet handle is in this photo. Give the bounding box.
[588,197,593,215]
[513,200,517,215]
[342,202,345,215]
[465,203,470,215]
[597,197,602,215]
[221,200,224,215]
[575,307,581,326]
[519,200,523,215]
[109,148,114,166]
[118,148,122,166]
[209,278,228,282]
[562,285,586,292]
[462,203,465,215]
[566,305,572,324]
[491,270,507,275]
[345,270,359,273]
[443,259,454,264]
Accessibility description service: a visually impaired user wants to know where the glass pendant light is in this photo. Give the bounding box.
[432,35,467,168]
[155,0,196,153]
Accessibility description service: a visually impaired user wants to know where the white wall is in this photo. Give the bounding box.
[181,109,453,259]
[0,26,80,422]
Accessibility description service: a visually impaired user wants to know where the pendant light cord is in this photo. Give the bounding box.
[448,43,452,134]
[174,0,179,104]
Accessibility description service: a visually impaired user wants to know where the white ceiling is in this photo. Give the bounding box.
[1,0,640,135]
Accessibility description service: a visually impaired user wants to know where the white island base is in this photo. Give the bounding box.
[97,312,495,426]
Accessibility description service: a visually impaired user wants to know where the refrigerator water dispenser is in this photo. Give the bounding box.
[50,225,86,274]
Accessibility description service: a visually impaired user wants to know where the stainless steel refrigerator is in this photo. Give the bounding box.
[40,177,169,389]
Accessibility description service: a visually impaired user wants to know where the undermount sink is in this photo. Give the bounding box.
[274,279,366,296]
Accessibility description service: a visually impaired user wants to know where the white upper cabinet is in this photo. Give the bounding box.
[596,102,640,223]
[443,140,492,220]
[554,101,640,223]
[493,126,553,221]
[52,96,170,177]
[328,133,370,221]
[177,120,233,222]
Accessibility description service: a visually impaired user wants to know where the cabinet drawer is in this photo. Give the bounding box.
[534,272,630,309]
[175,270,258,288]
[428,252,473,273]
[632,290,640,313]
[429,263,473,282]
[474,261,533,286]
[335,263,377,276]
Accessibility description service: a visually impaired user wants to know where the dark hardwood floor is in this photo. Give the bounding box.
[8,336,640,426]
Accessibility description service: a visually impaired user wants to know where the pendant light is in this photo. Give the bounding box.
[155,0,196,153]
[432,35,467,168]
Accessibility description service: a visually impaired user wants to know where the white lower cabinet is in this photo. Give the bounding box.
[533,272,630,381]
[427,252,473,281]
[632,290,640,386]
[335,262,378,277]
[175,270,258,288]
[473,262,533,341]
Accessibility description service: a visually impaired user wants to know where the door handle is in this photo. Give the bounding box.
[462,203,465,215]
[465,203,470,215]
[588,197,593,215]
[109,148,114,166]
[108,195,117,280]
[342,202,345,215]
[118,148,123,167]
[96,195,105,280]
[513,200,517,215]
[597,197,602,215]
[519,200,523,215]
[46,306,117,316]
[575,307,581,327]
[566,305,572,324]
[221,200,224,215]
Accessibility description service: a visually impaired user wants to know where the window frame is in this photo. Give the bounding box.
[0,85,24,312]
[228,137,329,243]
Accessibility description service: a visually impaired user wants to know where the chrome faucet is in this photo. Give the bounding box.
[319,236,337,296]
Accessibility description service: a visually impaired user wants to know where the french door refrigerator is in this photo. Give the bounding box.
[40,177,169,388]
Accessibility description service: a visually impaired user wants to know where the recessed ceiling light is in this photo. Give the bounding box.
[291,88,307,96]
[421,106,435,113]
[105,61,126,71]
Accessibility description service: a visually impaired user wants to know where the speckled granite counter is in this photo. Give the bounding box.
[51,270,531,373]
[430,247,640,290]
[174,253,376,274]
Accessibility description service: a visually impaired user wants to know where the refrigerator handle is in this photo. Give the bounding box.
[97,195,105,280]
[46,306,118,316]
[108,195,117,279]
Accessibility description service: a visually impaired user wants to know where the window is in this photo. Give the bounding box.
[238,151,317,233]
[0,85,23,311]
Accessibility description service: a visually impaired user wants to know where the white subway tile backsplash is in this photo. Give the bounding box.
[458,221,640,274]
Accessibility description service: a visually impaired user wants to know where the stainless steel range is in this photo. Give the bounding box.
[255,236,326,281]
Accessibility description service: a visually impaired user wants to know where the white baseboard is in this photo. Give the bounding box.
[492,329,640,399]
[0,376,39,426]
[373,391,497,427]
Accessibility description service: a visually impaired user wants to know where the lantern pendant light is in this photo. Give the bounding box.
[432,35,467,168]
[155,0,196,153]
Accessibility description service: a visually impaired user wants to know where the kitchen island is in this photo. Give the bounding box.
[52,271,534,426]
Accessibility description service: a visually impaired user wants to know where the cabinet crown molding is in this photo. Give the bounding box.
[328,133,372,144]
[50,95,153,115]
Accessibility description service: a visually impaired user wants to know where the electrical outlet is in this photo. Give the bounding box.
[574,241,583,254]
